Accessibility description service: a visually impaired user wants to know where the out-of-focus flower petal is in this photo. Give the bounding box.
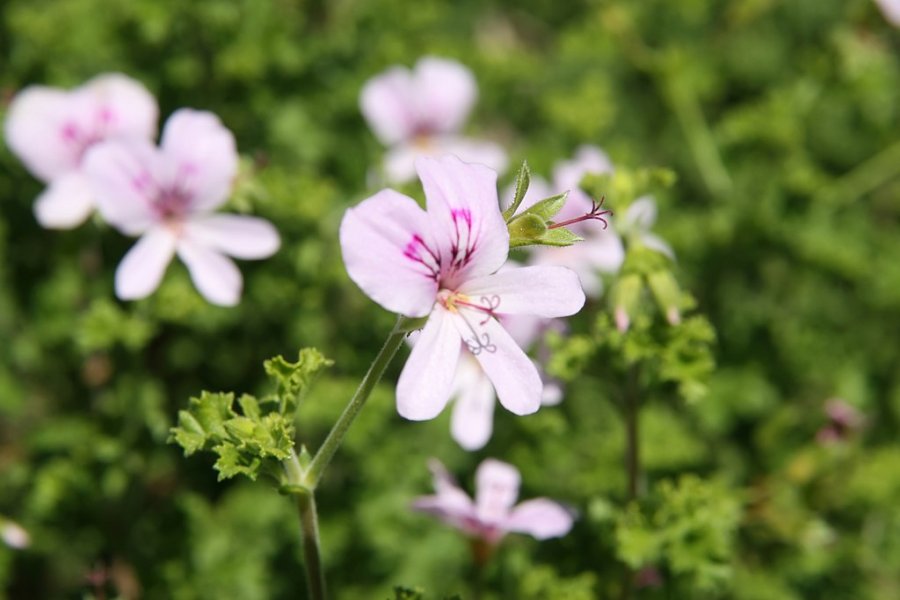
[584,229,626,272]
[159,109,238,212]
[1,521,30,550]
[33,171,95,229]
[397,307,461,420]
[475,459,521,523]
[876,0,900,26]
[184,214,280,259]
[383,137,508,185]
[82,139,161,235]
[622,195,658,231]
[414,57,477,134]
[360,66,417,146]
[453,315,542,415]
[541,381,563,406]
[459,265,585,318]
[4,87,81,181]
[81,72,158,142]
[115,227,177,300]
[340,188,441,318]
[504,498,574,539]
[434,137,508,176]
[637,232,675,260]
[417,155,509,283]
[552,145,614,191]
[176,239,242,306]
[412,459,479,532]
[450,356,496,450]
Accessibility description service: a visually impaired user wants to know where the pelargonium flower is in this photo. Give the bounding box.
[4,73,157,228]
[506,146,625,297]
[412,458,574,545]
[340,154,585,420]
[82,109,280,306]
[619,196,674,259]
[816,398,865,445]
[360,57,507,184]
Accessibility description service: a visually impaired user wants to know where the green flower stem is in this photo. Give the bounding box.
[625,364,641,502]
[820,138,900,205]
[296,490,326,600]
[306,317,408,486]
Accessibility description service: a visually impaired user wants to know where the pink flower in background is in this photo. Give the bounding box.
[875,0,900,26]
[360,57,507,183]
[83,109,280,306]
[619,196,674,259]
[340,154,584,420]
[1,519,29,550]
[506,145,624,297]
[817,398,865,445]
[412,458,574,544]
[4,73,157,228]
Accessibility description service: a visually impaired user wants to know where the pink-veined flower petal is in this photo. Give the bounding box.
[4,87,81,181]
[450,356,497,451]
[459,265,586,318]
[475,459,521,524]
[159,108,238,212]
[340,188,440,318]
[176,239,242,306]
[414,57,477,134]
[360,66,417,146]
[397,307,461,420]
[33,171,95,229]
[115,227,177,300]
[504,498,575,540]
[453,315,543,415]
[416,155,509,284]
[183,214,280,259]
[82,139,161,235]
[80,73,158,142]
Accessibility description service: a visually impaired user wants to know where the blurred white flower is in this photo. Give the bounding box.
[4,73,157,228]
[619,196,674,259]
[875,0,900,26]
[1,519,30,550]
[360,57,507,183]
[83,109,280,306]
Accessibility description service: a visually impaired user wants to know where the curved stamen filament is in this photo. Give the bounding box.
[548,196,613,230]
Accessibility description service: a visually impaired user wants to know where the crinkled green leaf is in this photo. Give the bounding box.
[263,348,333,411]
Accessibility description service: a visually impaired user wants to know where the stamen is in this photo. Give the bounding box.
[548,196,613,230]
[439,291,501,354]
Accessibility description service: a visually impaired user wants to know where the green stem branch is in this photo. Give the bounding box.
[296,491,326,600]
[306,317,408,485]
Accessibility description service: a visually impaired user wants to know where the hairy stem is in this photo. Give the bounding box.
[306,317,408,485]
[297,491,326,600]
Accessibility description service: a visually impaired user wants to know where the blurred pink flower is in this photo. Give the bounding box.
[340,154,584,420]
[4,73,157,229]
[817,398,864,445]
[1,519,29,550]
[412,458,574,545]
[360,57,507,183]
[83,109,280,306]
[875,0,900,26]
[619,196,674,259]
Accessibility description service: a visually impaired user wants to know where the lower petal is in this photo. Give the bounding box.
[397,307,461,420]
[453,314,543,415]
[33,171,95,229]
[450,357,496,451]
[115,228,176,300]
[176,239,242,306]
[474,459,521,523]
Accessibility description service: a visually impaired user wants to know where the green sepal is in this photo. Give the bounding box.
[502,161,531,222]
[534,227,583,247]
[517,191,568,222]
[508,214,547,248]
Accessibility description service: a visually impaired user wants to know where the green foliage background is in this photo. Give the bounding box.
[1,0,900,598]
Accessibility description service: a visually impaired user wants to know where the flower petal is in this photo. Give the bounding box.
[340,189,440,318]
[176,239,243,306]
[459,265,585,318]
[411,458,478,530]
[552,145,614,191]
[434,136,508,176]
[4,86,81,181]
[82,139,161,235]
[638,232,675,260]
[413,57,477,134]
[397,306,461,420]
[159,109,238,212]
[453,314,543,415]
[33,171,95,229]
[81,73,158,142]
[183,214,280,259]
[504,498,575,540]
[474,459,521,524]
[115,227,177,300]
[416,155,509,283]
[876,0,900,26]
[359,66,417,146]
[383,136,509,185]
[450,356,496,451]
[622,195,658,231]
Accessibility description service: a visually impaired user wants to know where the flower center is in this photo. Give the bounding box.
[153,186,193,221]
[438,290,501,355]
